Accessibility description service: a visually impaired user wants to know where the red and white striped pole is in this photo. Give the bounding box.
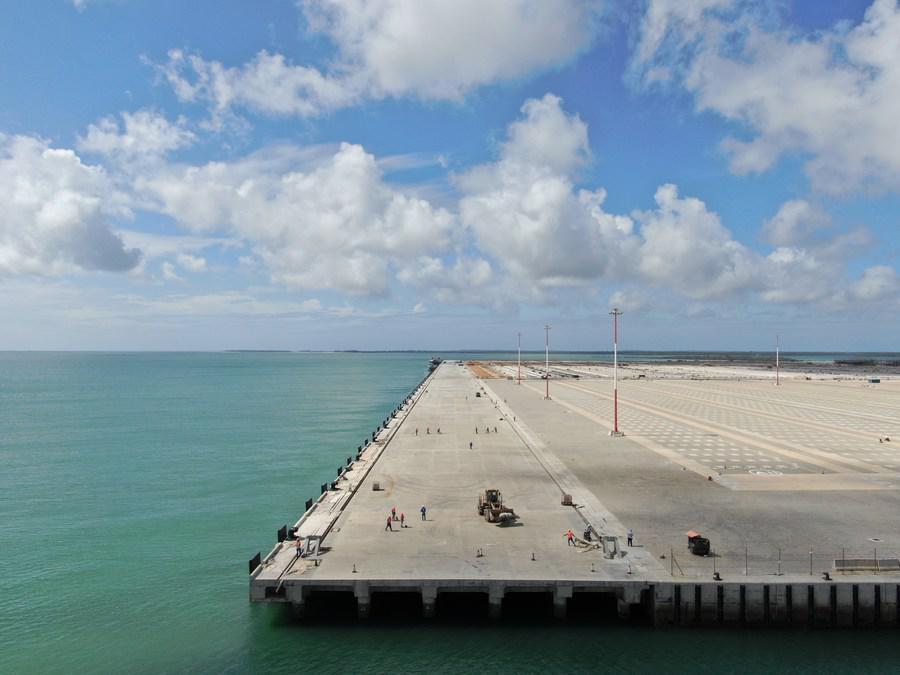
[610,308,623,435]
[517,332,522,385]
[544,324,551,399]
[776,334,780,386]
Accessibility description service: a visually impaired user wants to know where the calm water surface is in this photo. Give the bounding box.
[1,352,898,674]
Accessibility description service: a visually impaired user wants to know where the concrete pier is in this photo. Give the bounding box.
[250,361,900,626]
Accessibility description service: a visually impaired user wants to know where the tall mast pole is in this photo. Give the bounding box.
[776,334,780,386]
[517,332,522,385]
[609,308,623,435]
[544,323,551,399]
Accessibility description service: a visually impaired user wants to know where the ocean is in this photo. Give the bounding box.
[2,352,898,674]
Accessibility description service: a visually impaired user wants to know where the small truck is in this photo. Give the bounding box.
[687,530,711,556]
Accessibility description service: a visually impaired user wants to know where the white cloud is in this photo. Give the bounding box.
[634,0,900,193]
[0,135,140,276]
[761,199,831,247]
[398,256,495,306]
[849,265,900,302]
[161,261,182,282]
[154,1,602,119]
[176,253,207,272]
[77,110,195,162]
[137,142,455,295]
[634,183,760,300]
[458,94,637,298]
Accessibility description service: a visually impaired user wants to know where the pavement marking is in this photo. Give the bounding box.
[520,381,715,478]
[558,380,889,476]
[644,379,900,431]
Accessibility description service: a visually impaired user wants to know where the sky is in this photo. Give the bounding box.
[1,0,899,351]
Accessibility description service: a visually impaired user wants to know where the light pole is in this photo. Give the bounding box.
[517,332,522,385]
[609,308,623,436]
[544,323,551,399]
[776,334,780,386]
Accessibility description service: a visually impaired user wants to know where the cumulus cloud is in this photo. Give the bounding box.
[458,94,637,298]
[634,184,759,300]
[0,135,140,276]
[397,256,495,306]
[761,200,831,247]
[153,1,602,119]
[633,0,900,193]
[77,110,195,162]
[137,142,455,295]
[849,265,900,302]
[454,93,897,310]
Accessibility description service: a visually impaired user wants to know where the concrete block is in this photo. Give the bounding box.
[768,585,789,625]
[554,585,572,619]
[421,585,437,619]
[745,585,765,625]
[722,585,742,625]
[879,583,897,625]
[652,584,674,626]
[791,584,811,626]
[856,584,876,626]
[488,585,504,619]
[813,584,833,626]
[835,584,853,627]
[354,582,370,619]
[700,584,718,625]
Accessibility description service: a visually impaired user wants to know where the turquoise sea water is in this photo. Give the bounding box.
[2,352,899,674]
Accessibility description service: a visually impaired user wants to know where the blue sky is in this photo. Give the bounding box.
[1,0,898,351]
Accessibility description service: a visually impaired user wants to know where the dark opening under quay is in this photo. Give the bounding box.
[435,592,489,621]
[302,590,357,620]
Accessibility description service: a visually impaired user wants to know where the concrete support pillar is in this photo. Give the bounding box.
[700,584,718,625]
[617,584,642,620]
[745,585,765,624]
[488,585,505,619]
[421,586,437,619]
[813,584,833,626]
[249,583,268,603]
[652,584,674,626]
[880,583,897,625]
[354,582,370,620]
[791,584,811,626]
[554,585,572,620]
[722,585,741,625]
[857,584,876,626]
[285,585,305,618]
[835,584,853,627]
[768,585,789,625]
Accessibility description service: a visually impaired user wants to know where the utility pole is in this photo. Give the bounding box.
[517,332,522,385]
[609,308,623,436]
[776,334,780,386]
[544,324,551,399]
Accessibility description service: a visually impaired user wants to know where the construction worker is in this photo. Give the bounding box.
[391,506,397,521]
[420,505,427,521]
[400,513,405,528]
[627,528,634,546]
[565,529,575,546]
[385,516,393,532]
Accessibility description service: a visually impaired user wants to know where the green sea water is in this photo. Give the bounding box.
[2,352,898,674]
